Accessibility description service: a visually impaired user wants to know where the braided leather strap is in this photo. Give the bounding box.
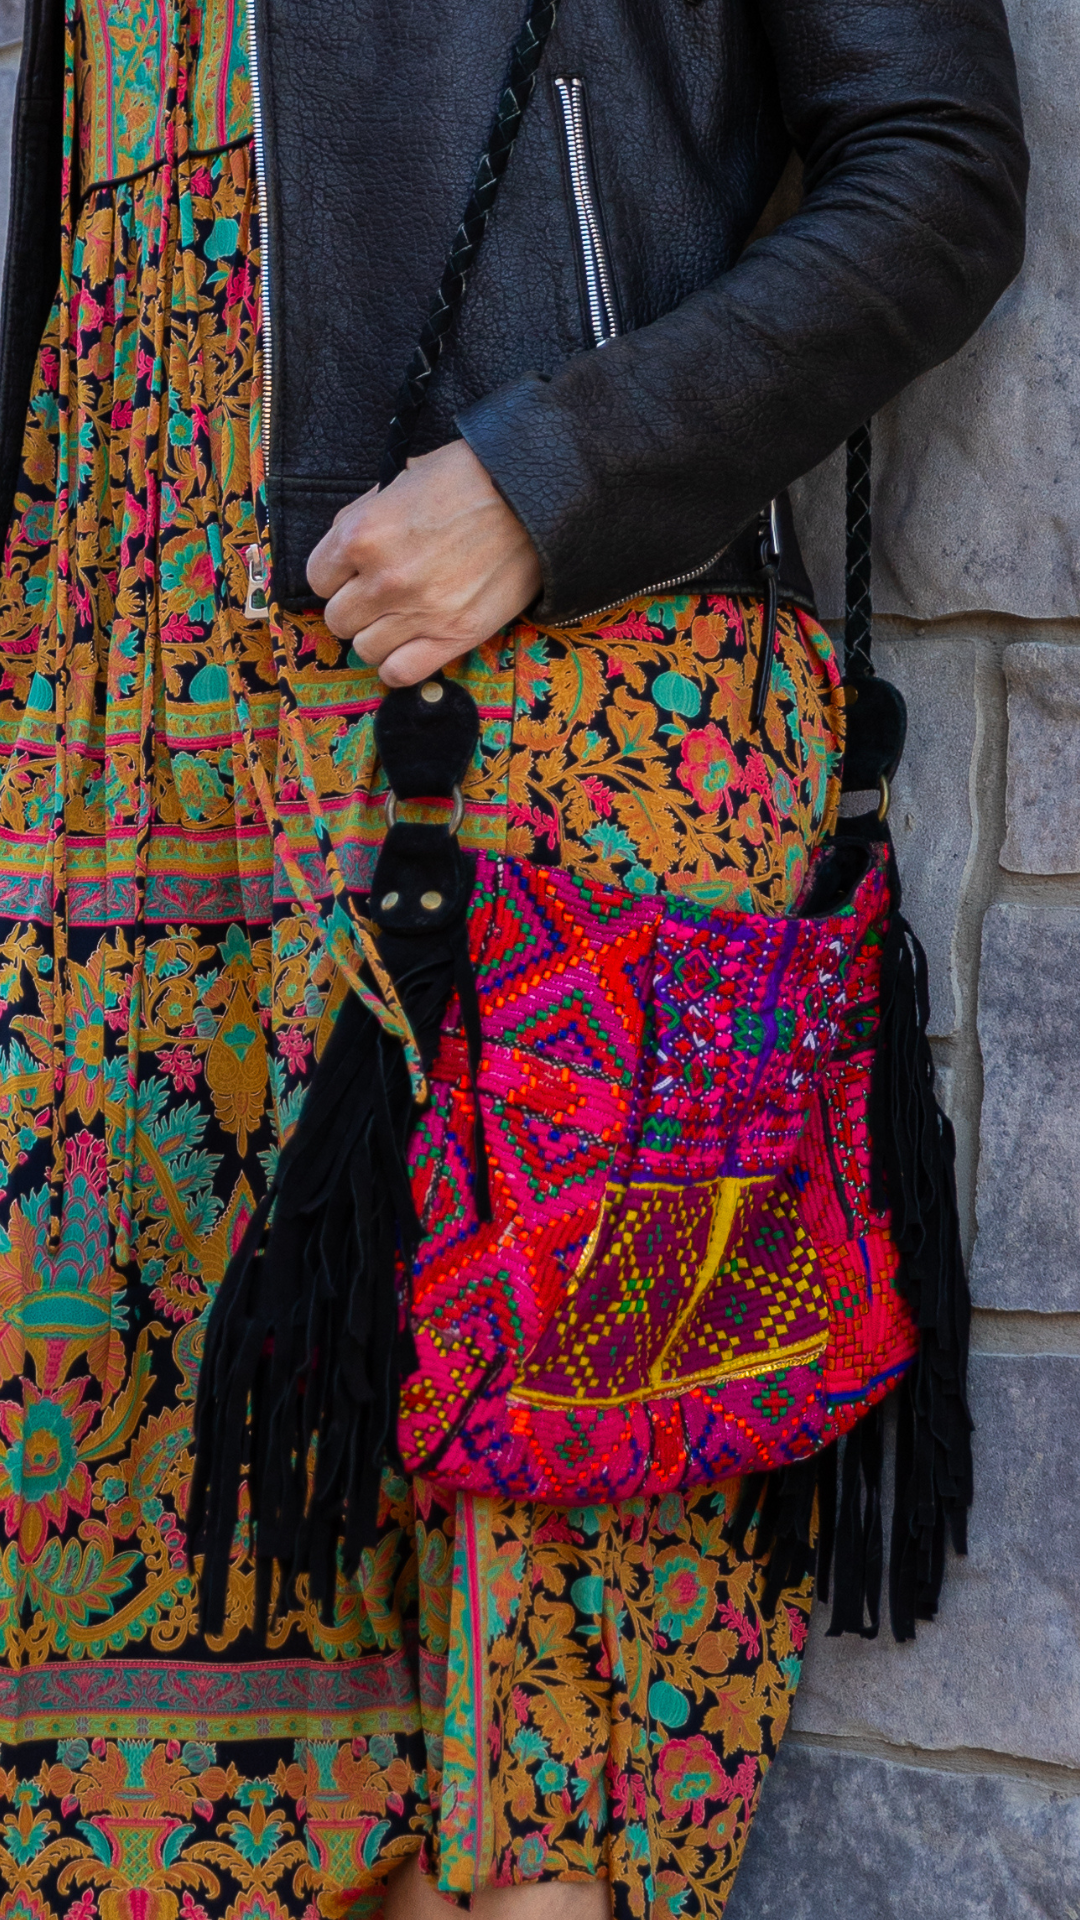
[378,0,559,488]
[845,423,873,679]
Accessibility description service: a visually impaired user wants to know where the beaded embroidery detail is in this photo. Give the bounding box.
[399,848,918,1501]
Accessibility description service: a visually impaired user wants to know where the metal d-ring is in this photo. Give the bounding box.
[877,774,891,822]
[384,784,465,834]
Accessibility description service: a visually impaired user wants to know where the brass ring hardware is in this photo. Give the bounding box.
[384,783,465,834]
[877,774,891,822]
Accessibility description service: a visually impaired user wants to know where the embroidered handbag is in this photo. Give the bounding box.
[190,0,971,1647]
[396,842,917,1503]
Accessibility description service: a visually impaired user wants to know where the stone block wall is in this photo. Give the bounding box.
[0,0,1075,1912]
[729,1,1080,1909]
[0,2,19,260]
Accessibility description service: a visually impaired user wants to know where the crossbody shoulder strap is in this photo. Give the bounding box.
[379,0,560,486]
[842,425,907,800]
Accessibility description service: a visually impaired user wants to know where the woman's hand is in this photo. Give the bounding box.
[306,439,542,686]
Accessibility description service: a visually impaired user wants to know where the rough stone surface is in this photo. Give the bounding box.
[0,52,17,264]
[872,638,975,1036]
[972,906,1080,1311]
[727,1745,1080,1920]
[0,2,19,47]
[1001,643,1080,874]
[791,1356,1080,1768]
[791,0,1080,621]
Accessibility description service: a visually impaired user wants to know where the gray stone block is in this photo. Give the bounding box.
[792,1356,1080,1768]
[972,906,1080,1310]
[0,2,19,49]
[792,0,1080,621]
[1001,644,1080,875]
[0,61,16,266]
[873,638,975,1036]
[726,1744,1080,1920]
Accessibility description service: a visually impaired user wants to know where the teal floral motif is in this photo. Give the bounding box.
[25,672,53,711]
[167,390,194,446]
[230,1780,293,1866]
[219,924,252,967]
[517,1834,549,1878]
[625,861,659,896]
[189,659,230,703]
[654,1553,710,1642]
[569,1574,603,1615]
[133,1077,224,1241]
[204,216,240,259]
[171,749,229,820]
[159,537,217,622]
[0,1391,84,1517]
[584,821,639,863]
[3,1780,53,1866]
[535,1759,568,1793]
[647,1680,691,1729]
[19,503,54,544]
[772,768,796,814]
[511,1727,548,1765]
[653,670,702,718]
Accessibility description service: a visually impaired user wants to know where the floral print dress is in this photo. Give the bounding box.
[0,2,843,1917]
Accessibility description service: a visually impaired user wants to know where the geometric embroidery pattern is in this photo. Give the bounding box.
[400,847,918,1503]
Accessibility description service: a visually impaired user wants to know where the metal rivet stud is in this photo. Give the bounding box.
[420,681,444,704]
[420,890,443,911]
[381,891,400,911]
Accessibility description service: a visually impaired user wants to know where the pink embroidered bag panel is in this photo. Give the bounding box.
[398,848,918,1502]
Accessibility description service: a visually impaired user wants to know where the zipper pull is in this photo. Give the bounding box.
[244,543,270,621]
[750,499,782,735]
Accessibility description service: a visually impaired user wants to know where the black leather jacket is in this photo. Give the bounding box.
[0,0,1027,620]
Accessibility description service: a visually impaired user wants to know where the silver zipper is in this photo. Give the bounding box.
[244,542,270,620]
[554,77,620,348]
[568,502,782,626]
[245,0,273,475]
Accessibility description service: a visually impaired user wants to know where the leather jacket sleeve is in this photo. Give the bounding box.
[456,0,1028,624]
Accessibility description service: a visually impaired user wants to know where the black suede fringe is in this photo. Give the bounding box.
[725,831,972,1641]
[869,840,973,1639]
[724,1457,820,1617]
[187,928,468,1638]
[825,1404,884,1637]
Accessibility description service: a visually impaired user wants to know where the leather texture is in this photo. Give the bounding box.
[0,0,1027,622]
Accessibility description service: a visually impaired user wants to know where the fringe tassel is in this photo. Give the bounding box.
[870,840,973,1640]
[188,926,470,1638]
[724,1422,882,1637]
[723,1453,820,1614]
[824,1404,883,1637]
[727,827,972,1640]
